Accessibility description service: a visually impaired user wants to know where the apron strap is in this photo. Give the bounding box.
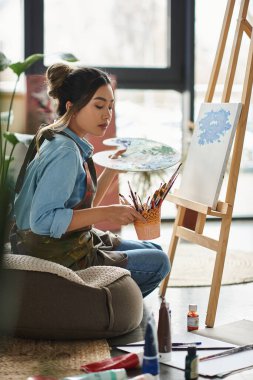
[86,157,97,189]
[15,135,37,194]
[15,129,55,194]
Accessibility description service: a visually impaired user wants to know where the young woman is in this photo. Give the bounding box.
[12,63,170,297]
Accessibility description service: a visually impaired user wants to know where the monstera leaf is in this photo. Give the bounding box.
[1,51,79,75]
[9,54,44,77]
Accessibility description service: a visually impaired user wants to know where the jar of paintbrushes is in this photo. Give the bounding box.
[120,163,182,240]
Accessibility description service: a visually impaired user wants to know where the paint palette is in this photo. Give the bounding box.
[92,137,181,172]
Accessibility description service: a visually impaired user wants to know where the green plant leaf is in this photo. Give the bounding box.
[0,52,11,71]
[59,52,79,62]
[9,53,44,77]
[3,132,20,146]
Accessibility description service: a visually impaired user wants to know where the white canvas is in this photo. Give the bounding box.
[178,103,242,208]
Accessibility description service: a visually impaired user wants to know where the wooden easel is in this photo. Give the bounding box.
[159,0,253,327]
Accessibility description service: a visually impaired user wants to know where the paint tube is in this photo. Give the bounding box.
[62,368,127,380]
[81,352,143,372]
[27,371,155,380]
[157,298,172,362]
[142,315,160,379]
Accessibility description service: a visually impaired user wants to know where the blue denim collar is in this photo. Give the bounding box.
[64,127,94,158]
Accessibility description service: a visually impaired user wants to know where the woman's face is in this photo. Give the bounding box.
[68,84,114,138]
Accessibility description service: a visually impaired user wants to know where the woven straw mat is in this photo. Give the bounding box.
[0,337,110,380]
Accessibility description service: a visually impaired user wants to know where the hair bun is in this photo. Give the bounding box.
[46,63,73,98]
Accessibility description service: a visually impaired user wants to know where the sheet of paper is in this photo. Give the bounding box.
[193,320,253,346]
[117,332,235,353]
[164,350,253,378]
[116,333,245,378]
[225,369,253,379]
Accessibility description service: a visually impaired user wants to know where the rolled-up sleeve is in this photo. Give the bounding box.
[30,146,80,238]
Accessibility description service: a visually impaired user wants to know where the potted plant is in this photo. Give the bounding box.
[0,52,45,190]
[0,52,78,236]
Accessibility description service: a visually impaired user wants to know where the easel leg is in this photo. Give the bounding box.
[159,206,186,297]
[205,211,232,327]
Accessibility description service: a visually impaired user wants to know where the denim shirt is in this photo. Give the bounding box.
[14,128,94,238]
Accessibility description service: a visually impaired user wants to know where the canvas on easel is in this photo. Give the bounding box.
[178,103,242,208]
[159,0,253,328]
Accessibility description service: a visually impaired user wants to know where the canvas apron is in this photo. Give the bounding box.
[11,135,127,270]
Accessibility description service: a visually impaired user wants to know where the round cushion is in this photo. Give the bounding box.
[0,254,143,340]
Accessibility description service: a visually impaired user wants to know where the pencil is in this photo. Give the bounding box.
[112,345,235,351]
[162,169,181,200]
[138,195,144,211]
[114,341,203,347]
[173,346,236,351]
[200,344,253,362]
[119,193,131,205]
[127,181,139,211]
[153,162,182,205]
[145,196,150,210]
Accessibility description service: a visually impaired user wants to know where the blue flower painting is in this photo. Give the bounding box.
[198,109,231,145]
[178,103,242,208]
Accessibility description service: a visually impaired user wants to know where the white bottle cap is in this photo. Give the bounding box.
[131,374,155,380]
[189,304,197,311]
[159,351,172,362]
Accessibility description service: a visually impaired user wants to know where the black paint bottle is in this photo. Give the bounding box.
[185,346,199,380]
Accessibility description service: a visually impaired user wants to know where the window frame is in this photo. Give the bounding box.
[24,0,194,94]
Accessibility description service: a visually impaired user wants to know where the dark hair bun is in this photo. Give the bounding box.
[46,63,73,99]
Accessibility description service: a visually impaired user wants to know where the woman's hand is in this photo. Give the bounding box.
[106,204,146,226]
[108,148,128,174]
[68,204,145,232]
[109,148,127,159]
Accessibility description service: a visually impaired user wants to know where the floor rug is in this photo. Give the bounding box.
[192,319,253,346]
[0,337,110,380]
[166,244,253,287]
[121,225,253,287]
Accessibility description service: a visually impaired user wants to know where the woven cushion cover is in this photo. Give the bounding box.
[0,254,143,340]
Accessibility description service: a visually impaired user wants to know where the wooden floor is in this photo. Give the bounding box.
[108,219,253,379]
[108,279,253,346]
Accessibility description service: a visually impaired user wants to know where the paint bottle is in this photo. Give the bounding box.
[62,368,127,380]
[185,346,199,380]
[142,316,160,379]
[187,304,199,332]
[157,297,172,362]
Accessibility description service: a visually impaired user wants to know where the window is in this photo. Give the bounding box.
[0,0,23,62]
[0,0,23,85]
[45,0,168,69]
[26,0,192,90]
[115,89,182,147]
